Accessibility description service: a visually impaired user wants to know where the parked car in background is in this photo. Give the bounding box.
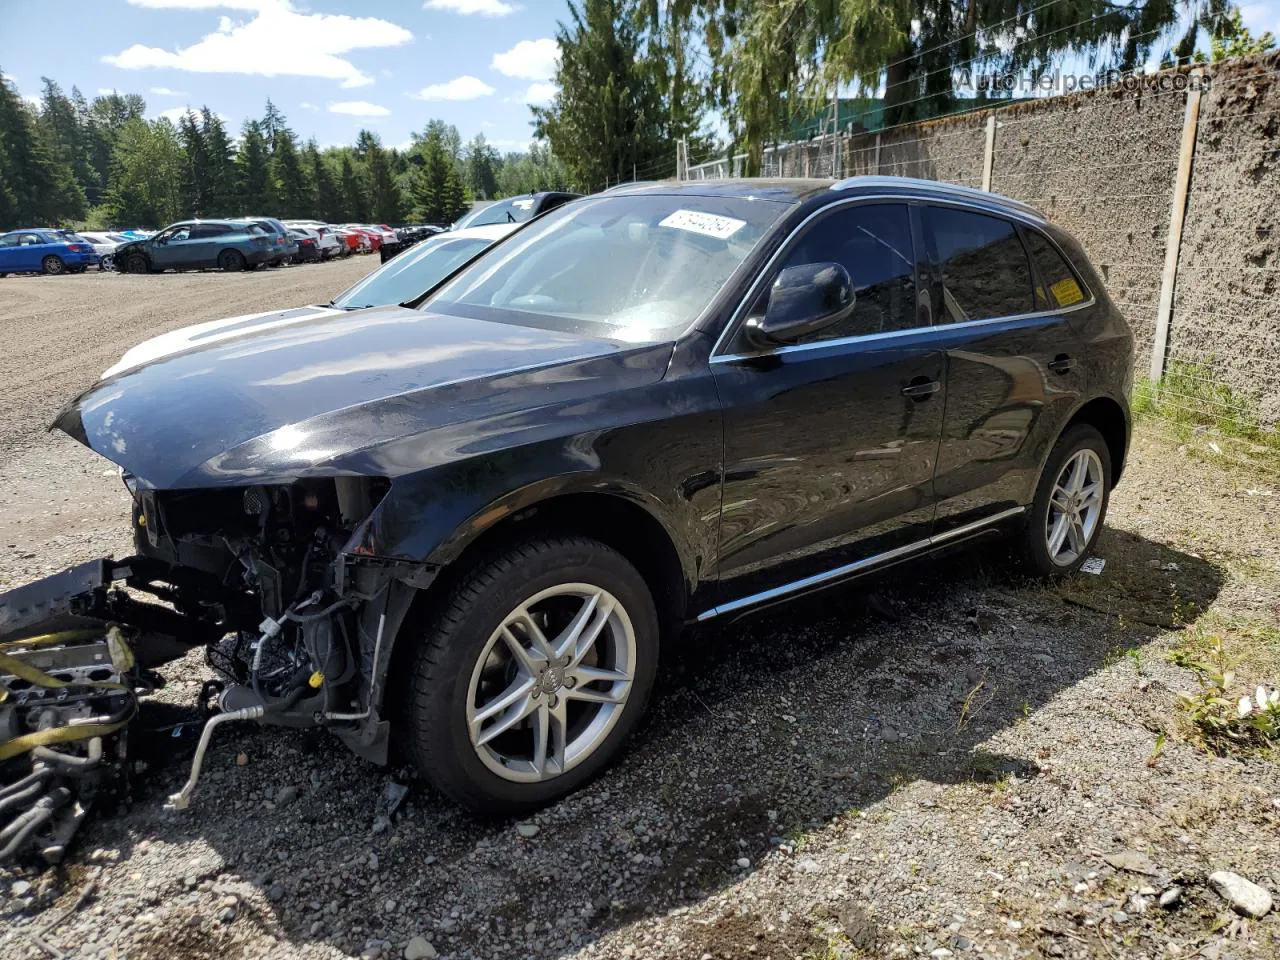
[229,217,298,265]
[0,228,98,276]
[114,220,279,273]
[343,225,382,252]
[284,221,345,259]
[451,191,580,229]
[78,231,132,270]
[379,223,444,263]
[336,222,516,307]
[99,222,518,380]
[287,228,322,262]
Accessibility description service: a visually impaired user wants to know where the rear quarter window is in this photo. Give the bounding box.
[925,206,1035,322]
[1025,230,1090,309]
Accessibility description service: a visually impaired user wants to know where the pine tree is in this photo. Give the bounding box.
[362,132,404,223]
[201,108,237,216]
[271,128,312,218]
[442,162,469,223]
[236,120,272,214]
[412,131,453,223]
[176,110,208,215]
[338,152,368,222]
[306,141,342,222]
[34,77,88,220]
[532,0,668,191]
[463,134,499,200]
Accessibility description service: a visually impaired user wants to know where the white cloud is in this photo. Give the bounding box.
[300,101,319,111]
[328,100,390,116]
[424,0,518,16]
[156,106,198,123]
[491,38,557,80]
[103,0,413,89]
[126,0,263,7]
[98,87,118,95]
[488,137,533,152]
[150,86,189,96]
[520,81,556,105]
[22,94,41,109]
[410,75,495,101]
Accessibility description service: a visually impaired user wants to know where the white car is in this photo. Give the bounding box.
[102,223,518,379]
[77,231,132,269]
[284,221,345,259]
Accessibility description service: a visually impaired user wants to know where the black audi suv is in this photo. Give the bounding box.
[37,176,1132,813]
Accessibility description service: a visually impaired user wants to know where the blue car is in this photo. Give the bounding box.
[0,228,99,276]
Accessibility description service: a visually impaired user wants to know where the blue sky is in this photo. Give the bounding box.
[2,0,1279,154]
[0,0,569,152]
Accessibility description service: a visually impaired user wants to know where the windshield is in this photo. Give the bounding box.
[425,194,786,341]
[454,196,539,229]
[331,235,495,309]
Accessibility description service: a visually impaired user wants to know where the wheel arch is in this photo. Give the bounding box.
[1060,393,1130,486]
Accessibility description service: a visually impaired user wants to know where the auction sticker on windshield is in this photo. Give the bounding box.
[658,209,746,240]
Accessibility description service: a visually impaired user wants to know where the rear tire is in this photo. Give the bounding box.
[41,255,65,276]
[402,535,659,815]
[1020,423,1112,577]
[218,249,246,272]
[124,253,149,274]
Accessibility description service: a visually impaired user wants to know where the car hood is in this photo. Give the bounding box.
[55,305,673,489]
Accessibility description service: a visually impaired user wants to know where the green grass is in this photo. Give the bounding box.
[1135,359,1280,472]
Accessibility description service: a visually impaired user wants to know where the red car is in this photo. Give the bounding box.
[342,225,382,252]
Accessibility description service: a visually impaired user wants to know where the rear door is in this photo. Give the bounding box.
[921,204,1089,534]
[0,233,21,271]
[710,201,947,604]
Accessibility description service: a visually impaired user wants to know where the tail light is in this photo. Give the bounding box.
[251,236,270,245]
[69,243,91,253]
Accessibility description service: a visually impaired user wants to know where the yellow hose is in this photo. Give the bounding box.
[0,628,137,763]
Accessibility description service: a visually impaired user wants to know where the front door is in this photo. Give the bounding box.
[919,204,1088,535]
[710,201,946,607]
[150,225,192,269]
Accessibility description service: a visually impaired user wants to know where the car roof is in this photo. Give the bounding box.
[596,175,1044,220]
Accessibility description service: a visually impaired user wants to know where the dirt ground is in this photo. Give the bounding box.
[1,267,1278,960]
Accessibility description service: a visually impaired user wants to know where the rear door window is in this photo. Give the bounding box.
[1024,230,1089,309]
[924,206,1035,322]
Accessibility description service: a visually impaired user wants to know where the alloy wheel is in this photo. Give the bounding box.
[1045,448,1104,566]
[466,583,636,783]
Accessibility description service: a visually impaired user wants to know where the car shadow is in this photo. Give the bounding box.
[38,524,1223,960]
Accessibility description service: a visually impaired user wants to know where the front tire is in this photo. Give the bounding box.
[218,249,246,272]
[124,253,149,274]
[1020,423,1112,577]
[402,535,659,815]
[41,255,65,275]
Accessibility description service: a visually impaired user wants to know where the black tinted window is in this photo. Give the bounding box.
[926,207,1033,322]
[1025,230,1088,309]
[190,224,228,239]
[770,202,916,342]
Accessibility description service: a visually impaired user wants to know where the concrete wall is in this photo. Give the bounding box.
[698,52,1280,426]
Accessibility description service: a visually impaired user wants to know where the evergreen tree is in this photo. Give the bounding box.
[0,70,67,226]
[306,141,342,222]
[177,109,209,215]
[339,152,368,222]
[271,128,312,218]
[412,128,454,223]
[362,132,404,223]
[201,108,238,215]
[533,0,668,191]
[236,120,272,213]
[442,162,469,223]
[463,133,499,200]
[35,77,88,220]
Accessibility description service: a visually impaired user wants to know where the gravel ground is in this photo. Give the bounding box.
[1,269,1279,960]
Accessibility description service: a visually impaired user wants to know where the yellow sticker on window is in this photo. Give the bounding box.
[1049,276,1084,307]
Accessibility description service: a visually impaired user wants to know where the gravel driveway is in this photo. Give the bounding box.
[1,267,1278,960]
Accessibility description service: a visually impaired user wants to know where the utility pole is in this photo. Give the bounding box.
[831,84,840,176]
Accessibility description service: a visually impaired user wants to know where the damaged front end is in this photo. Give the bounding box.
[1,474,431,864]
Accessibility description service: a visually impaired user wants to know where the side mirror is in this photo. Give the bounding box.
[743,261,854,347]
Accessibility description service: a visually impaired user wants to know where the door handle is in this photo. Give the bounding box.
[1048,354,1075,374]
[901,377,941,400]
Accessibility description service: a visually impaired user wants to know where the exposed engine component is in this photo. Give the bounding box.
[0,627,137,864]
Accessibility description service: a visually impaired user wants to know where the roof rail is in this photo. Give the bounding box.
[831,175,1042,218]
